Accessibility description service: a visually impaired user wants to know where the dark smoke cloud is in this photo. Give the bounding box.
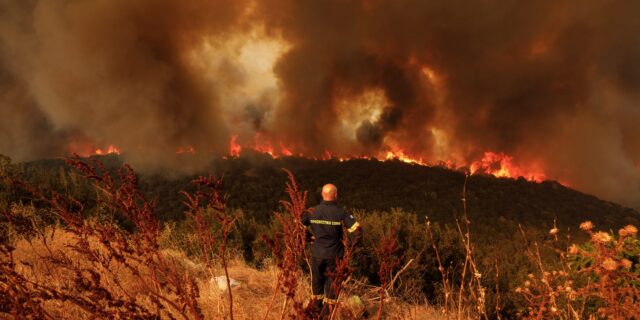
[0,0,639,206]
[0,68,68,159]
[0,0,248,171]
[255,0,640,206]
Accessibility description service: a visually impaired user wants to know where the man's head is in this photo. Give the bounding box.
[321,184,338,201]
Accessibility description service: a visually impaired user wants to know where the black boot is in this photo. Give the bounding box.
[305,298,324,319]
[319,302,334,320]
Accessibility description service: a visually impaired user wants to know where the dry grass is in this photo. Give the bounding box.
[5,226,451,319]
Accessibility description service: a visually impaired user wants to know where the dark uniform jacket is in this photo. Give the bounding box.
[301,200,360,259]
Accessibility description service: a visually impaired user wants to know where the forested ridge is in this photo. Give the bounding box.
[3,152,637,232]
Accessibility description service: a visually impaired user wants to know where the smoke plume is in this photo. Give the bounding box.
[0,0,248,170]
[1,0,639,206]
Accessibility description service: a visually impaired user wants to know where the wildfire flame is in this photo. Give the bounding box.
[229,135,242,157]
[228,136,545,181]
[68,142,121,157]
[67,137,548,183]
[94,145,121,155]
[382,149,427,166]
[470,152,546,182]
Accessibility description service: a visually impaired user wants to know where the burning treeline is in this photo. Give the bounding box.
[0,0,639,206]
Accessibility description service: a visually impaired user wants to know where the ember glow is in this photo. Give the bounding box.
[176,146,196,155]
[1,0,640,206]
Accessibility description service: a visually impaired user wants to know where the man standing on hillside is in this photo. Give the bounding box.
[302,183,362,317]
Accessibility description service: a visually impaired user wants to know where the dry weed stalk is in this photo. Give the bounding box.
[263,169,309,320]
[181,175,237,320]
[494,259,502,320]
[423,174,487,319]
[326,234,358,320]
[0,243,54,318]
[373,229,400,320]
[0,156,238,319]
[453,174,487,319]
[425,217,451,316]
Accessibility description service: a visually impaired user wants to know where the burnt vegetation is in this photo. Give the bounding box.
[1,153,640,319]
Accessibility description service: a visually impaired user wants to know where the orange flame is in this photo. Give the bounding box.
[231,136,546,181]
[279,142,293,156]
[69,136,550,184]
[229,135,242,157]
[93,145,121,155]
[68,141,121,157]
[382,149,427,166]
[470,152,546,182]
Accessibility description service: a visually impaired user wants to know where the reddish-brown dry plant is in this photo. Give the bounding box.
[1,157,202,319]
[0,243,55,318]
[373,229,400,320]
[0,156,237,319]
[263,169,309,320]
[181,175,237,320]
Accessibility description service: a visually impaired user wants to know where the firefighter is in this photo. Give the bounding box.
[301,183,362,317]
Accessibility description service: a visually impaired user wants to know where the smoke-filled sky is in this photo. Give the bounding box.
[1,0,639,207]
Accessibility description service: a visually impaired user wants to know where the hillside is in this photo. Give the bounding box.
[4,152,638,233]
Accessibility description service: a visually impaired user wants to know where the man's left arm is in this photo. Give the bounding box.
[301,208,312,226]
[301,208,314,243]
[343,211,363,246]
